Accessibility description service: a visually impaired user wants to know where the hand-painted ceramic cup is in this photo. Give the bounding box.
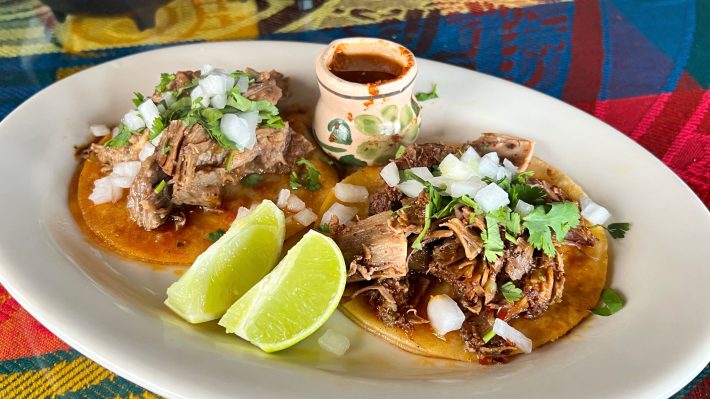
[314,37,421,166]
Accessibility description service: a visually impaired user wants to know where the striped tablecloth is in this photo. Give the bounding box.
[0,0,708,397]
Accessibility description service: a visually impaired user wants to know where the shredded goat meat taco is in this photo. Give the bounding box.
[318,134,607,363]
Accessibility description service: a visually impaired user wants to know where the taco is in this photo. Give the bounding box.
[71,67,337,265]
[318,134,607,362]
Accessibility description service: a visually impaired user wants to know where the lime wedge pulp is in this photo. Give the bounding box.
[218,230,346,352]
[165,200,285,323]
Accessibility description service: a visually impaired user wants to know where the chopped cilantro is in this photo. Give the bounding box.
[104,124,132,148]
[241,174,262,188]
[487,207,522,236]
[482,329,496,343]
[411,201,434,250]
[225,151,234,169]
[316,223,331,234]
[591,288,624,316]
[132,92,145,107]
[154,179,166,194]
[509,183,546,206]
[150,117,165,138]
[415,83,438,101]
[156,73,176,93]
[394,145,406,159]
[162,145,170,154]
[207,229,226,242]
[481,214,505,262]
[500,281,523,302]
[606,222,630,239]
[289,159,322,191]
[522,202,580,256]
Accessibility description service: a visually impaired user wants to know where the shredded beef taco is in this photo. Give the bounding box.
[318,133,607,362]
[71,67,336,265]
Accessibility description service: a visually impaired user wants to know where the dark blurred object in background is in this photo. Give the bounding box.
[40,0,172,30]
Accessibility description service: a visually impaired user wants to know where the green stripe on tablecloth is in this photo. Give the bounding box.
[0,350,80,374]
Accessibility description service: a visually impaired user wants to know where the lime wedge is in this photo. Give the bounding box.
[218,230,346,352]
[165,200,285,323]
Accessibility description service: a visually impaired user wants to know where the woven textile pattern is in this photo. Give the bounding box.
[0,0,707,397]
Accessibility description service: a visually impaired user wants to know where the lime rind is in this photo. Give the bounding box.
[164,200,285,323]
[218,230,346,352]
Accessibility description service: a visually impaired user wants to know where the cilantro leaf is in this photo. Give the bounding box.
[150,117,165,139]
[522,202,580,256]
[394,145,406,159]
[132,92,145,107]
[606,222,630,239]
[207,229,226,242]
[500,281,523,302]
[487,207,521,235]
[510,183,546,206]
[415,83,438,101]
[289,159,322,191]
[316,223,331,234]
[104,124,132,148]
[591,288,624,316]
[482,214,505,262]
[156,73,176,93]
[241,174,262,188]
[227,91,253,111]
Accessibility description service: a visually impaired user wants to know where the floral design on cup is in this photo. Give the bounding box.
[314,38,420,166]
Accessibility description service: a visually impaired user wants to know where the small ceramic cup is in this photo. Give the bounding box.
[314,37,421,166]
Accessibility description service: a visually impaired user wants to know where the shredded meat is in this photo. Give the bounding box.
[394,143,457,169]
[245,69,286,104]
[368,185,404,215]
[126,156,171,230]
[333,212,408,282]
[441,218,483,260]
[503,238,535,281]
[470,133,535,170]
[564,224,596,246]
[529,178,567,202]
[91,132,148,168]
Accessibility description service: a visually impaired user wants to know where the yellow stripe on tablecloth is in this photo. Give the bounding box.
[0,26,46,41]
[276,0,437,33]
[56,0,260,53]
[0,355,113,398]
[433,0,573,15]
[116,392,163,399]
[0,41,60,58]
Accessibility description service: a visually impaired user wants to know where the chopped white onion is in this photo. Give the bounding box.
[496,165,512,181]
[276,189,291,209]
[236,206,250,219]
[201,64,214,75]
[492,318,532,354]
[321,203,358,226]
[408,166,434,181]
[318,329,350,356]
[210,93,227,109]
[334,183,369,203]
[200,74,232,97]
[109,161,141,188]
[237,111,259,136]
[89,176,122,205]
[150,132,163,147]
[122,109,145,131]
[398,179,425,198]
[449,177,485,198]
[514,199,534,216]
[138,99,160,131]
[478,152,500,179]
[427,294,465,336]
[380,162,400,187]
[294,208,318,226]
[89,124,110,137]
[163,92,176,106]
[459,146,481,166]
[580,196,612,225]
[157,103,166,113]
[503,158,518,173]
[286,194,306,213]
[236,76,249,93]
[190,85,210,108]
[439,154,474,181]
[111,127,120,137]
[428,176,453,190]
[138,142,155,162]
[221,113,256,150]
[474,183,510,212]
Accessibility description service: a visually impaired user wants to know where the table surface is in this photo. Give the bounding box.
[0,0,708,398]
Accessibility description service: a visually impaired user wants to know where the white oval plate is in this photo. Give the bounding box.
[0,41,708,399]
